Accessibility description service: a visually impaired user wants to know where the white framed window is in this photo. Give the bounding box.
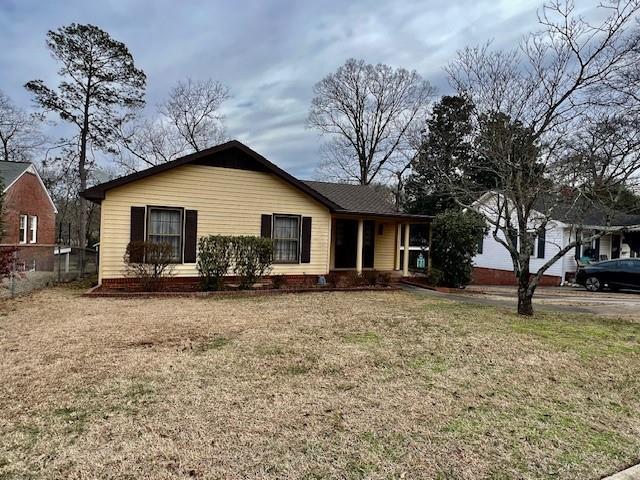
[273,215,300,263]
[147,207,183,262]
[29,216,37,243]
[19,215,28,244]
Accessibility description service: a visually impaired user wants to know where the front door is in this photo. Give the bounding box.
[612,235,621,259]
[363,220,375,268]
[335,220,357,268]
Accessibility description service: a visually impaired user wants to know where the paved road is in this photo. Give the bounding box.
[402,284,640,320]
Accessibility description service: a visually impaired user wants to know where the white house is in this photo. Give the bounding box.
[472,192,640,285]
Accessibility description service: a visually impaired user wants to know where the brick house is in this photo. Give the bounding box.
[0,161,57,271]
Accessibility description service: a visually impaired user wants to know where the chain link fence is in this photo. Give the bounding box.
[1,246,98,298]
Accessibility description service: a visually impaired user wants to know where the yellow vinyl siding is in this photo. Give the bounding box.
[98,165,331,281]
[374,221,396,270]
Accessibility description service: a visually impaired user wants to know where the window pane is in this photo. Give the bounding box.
[19,215,27,243]
[149,209,181,235]
[273,216,299,262]
[29,216,37,243]
[147,209,182,261]
[274,216,298,239]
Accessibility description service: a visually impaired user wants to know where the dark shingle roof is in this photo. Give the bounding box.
[0,161,31,189]
[303,181,400,216]
[534,193,640,227]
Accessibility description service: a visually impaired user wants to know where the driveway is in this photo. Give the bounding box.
[403,284,640,319]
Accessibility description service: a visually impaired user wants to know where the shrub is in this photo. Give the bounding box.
[231,236,273,289]
[197,235,233,291]
[431,209,487,288]
[271,274,287,289]
[345,271,366,287]
[378,272,392,287]
[425,267,443,286]
[124,241,175,291]
[363,270,379,286]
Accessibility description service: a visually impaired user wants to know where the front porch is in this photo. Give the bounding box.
[328,215,431,277]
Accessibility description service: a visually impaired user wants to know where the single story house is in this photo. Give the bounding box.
[0,161,57,271]
[81,140,430,288]
[473,192,640,285]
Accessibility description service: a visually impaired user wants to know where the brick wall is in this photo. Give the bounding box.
[2,171,56,245]
[102,274,322,291]
[471,267,562,286]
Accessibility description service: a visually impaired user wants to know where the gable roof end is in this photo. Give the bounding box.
[80,140,341,210]
[0,161,58,214]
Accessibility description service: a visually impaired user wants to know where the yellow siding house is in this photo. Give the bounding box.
[82,141,430,288]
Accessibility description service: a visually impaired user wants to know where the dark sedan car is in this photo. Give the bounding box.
[576,258,640,292]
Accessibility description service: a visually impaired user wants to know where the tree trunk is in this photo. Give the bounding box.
[78,88,91,279]
[516,265,534,316]
[517,285,534,316]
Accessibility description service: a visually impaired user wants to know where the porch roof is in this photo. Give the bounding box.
[303,180,430,221]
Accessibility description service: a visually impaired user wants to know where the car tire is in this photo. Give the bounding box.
[585,276,602,292]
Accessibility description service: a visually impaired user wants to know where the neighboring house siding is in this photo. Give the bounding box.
[98,164,332,281]
[373,221,396,270]
[2,172,55,245]
[473,222,565,278]
[1,171,56,271]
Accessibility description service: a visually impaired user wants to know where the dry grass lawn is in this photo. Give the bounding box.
[1,287,639,479]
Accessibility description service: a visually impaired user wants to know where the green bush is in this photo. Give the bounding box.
[425,267,443,286]
[231,236,274,289]
[196,235,274,290]
[431,209,487,288]
[197,235,234,291]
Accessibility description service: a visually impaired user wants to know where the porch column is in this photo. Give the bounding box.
[395,223,401,270]
[356,218,364,274]
[403,223,410,277]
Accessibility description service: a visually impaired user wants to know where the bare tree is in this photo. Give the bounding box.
[161,78,229,152]
[116,78,230,172]
[116,117,190,172]
[437,0,640,315]
[0,90,44,162]
[309,58,435,185]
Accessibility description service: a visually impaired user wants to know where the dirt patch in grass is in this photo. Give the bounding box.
[1,288,639,479]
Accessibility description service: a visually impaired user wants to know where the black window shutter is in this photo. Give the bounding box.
[261,214,272,238]
[184,210,198,263]
[301,216,312,263]
[537,229,546,259]
[594,237,600,260]
[130,206,146,262]
[477,235,484,254]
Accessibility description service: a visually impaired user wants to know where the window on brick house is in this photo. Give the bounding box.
[29,216,37,243]
[19,215,28,244]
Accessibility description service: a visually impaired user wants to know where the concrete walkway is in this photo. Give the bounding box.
[603,464,640,480]
[402,284,640,319]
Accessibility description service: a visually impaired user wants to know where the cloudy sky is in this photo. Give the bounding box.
[0,0,546,178]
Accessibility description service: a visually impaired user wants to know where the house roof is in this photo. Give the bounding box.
[304,181,402,216]
[0,160,58,214]
[533,193,640,227]
[81,140,429,220]
[0,161,31,190]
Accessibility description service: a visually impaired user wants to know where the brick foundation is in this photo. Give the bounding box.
[471,267,561,286]
[101,274,323,291]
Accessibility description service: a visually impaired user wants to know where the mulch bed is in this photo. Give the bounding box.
[84,285,400,298]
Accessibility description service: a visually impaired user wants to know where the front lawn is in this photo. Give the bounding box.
[1,289,639,479]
